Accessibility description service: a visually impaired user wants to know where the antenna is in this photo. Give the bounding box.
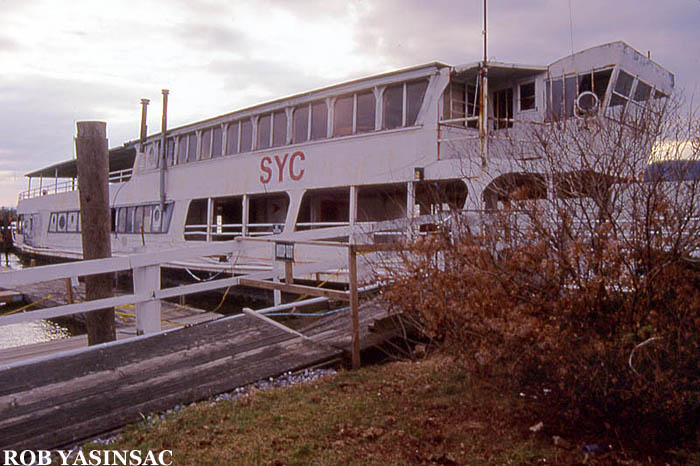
[483,0,487,63]
[479,0,489,168]
[568,0,575,55]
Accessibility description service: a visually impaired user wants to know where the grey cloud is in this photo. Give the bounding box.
[0,75,144,176]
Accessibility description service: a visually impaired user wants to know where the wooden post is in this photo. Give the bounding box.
[284,261,293,285]
[76,121,116,345]
[134,264,161,334]
[348,244,361,369]
[65,278,74,304]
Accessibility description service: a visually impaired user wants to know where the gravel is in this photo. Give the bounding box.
[70,367,337,450]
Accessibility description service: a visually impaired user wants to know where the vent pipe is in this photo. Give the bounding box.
[139,98,150,143]
[159,89,169,213]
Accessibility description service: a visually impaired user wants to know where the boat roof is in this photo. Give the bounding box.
[452,60,547,82]
[25,145,136,179]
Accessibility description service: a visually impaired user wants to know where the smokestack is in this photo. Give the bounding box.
[159,90,169,212]
[140,98,150,143]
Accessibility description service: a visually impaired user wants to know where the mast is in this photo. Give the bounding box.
[479,0,489,168]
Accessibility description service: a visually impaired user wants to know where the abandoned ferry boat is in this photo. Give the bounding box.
[14,41,674,270]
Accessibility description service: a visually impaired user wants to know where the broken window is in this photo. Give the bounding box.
[272,111,287,147]
[310,101,328,140]
[240,119,253,152]
[334,95,353,137]
[383,84,403,130]
[610,70,635,108]
[520,82,535,111]
[184,199,208,241]
[356,91,376,133]
[227,122,239,154]
[493,87,513,129]
[293,105,309,144]
[357,184,408,222]
[213,196,243,240]
[296,187,350,230]
[442,81,466,121]
[415,180,468,215]
[442,80,479,128]
[249,193,289,236]
[257,114,271,150]
[483,173,547,210]
[592,69,612,101]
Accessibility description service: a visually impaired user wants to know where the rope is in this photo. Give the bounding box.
[292,278,330,302]
[0,294,53,316]
[210,251,241,314]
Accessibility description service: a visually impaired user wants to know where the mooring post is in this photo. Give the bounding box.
[348,244,361,369]
[75,121,116,345]
[133,264,161,334]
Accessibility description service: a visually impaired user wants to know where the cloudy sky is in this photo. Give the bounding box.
[0,0,698,206]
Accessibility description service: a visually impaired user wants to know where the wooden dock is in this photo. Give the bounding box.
[0,298,393,451]
[0,278,223,365]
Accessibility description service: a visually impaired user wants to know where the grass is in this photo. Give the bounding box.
[81,355,691,465]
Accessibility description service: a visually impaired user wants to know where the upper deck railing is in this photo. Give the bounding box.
[18,168,133,201]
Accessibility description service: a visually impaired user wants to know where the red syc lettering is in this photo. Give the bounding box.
[260,156,272,184]
[273,153,289,182]
[289,151,305,181]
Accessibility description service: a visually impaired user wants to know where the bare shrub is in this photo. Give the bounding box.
[379,95,700,448]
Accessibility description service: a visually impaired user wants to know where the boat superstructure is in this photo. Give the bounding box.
[14,41,674,271]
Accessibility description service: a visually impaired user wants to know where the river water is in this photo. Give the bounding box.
[0,252,74,350]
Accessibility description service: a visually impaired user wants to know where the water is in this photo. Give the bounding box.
[0,251,76,350]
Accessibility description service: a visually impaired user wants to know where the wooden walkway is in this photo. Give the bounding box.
[0,298,392,451]
[0,278,222,365]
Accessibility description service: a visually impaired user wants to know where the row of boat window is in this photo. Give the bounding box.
[47,203,173,234]
[183,181,468,241]
[144,79,429,168]
[545,68,665,121]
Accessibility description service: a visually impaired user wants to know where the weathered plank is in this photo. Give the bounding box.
[0,299,389,450]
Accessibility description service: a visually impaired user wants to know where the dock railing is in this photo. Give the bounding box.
[0,236,378,368]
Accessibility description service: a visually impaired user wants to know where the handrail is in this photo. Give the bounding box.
[18,168,133,201]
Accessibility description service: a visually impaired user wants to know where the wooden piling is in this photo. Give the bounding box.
[76,121,116,345]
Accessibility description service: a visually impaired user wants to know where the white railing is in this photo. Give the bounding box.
[18,169,134,201]
[18,180,76,201]
[0,238,346,333]
[108,168,133,183]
